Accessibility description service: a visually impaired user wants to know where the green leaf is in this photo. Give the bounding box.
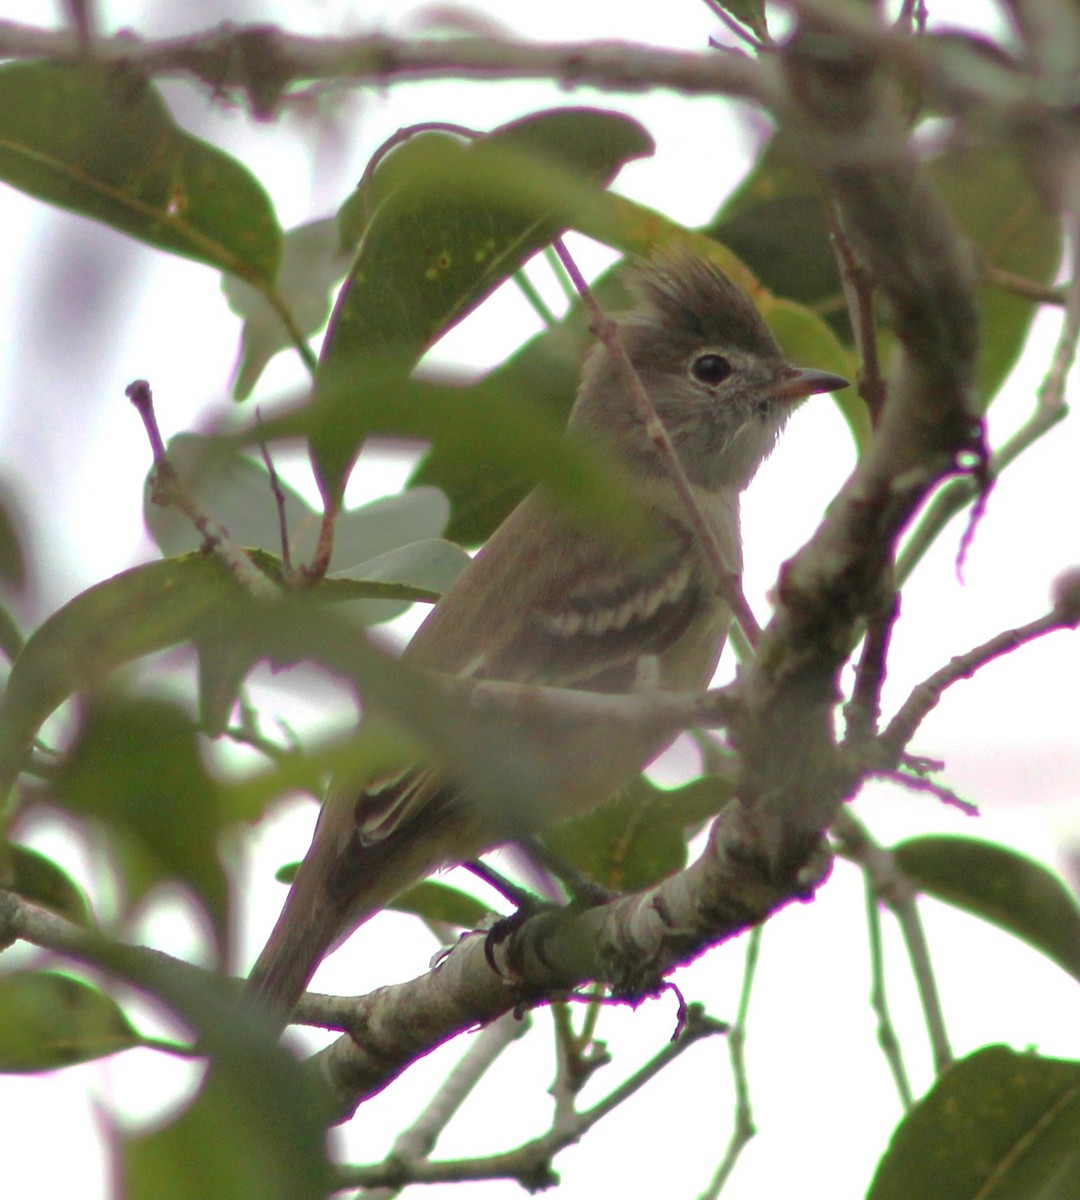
[52,694,229,934]
[0,481,27,590]
[709,135,848,342]
[260,370,650,556]
[0,602,23,662]
[930,143,1060,407]
[312,106,654,505]
[714,0,768,39]
[145,435,322,561]
[0,554,254,795]
[0,62,281,282]
[328,537,470,625]
[894,835,1080,983]
[867,1046,1080,1200]
[146,435,456,591]
[388,880,497,930]
[225,217,351,399]
[543,773,734,893]
[2,843,92,926]
[0,972,141,1072]
[115,947,334,1200]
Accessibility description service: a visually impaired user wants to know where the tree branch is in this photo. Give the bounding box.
[0,22,771,116]
[300,800,829,1119]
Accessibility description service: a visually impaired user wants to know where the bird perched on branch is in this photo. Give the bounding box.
[245,249,847,1027]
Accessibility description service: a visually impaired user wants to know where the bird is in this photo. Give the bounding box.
[244,249,848,1027]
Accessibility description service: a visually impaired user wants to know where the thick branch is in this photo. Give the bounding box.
[302,800,828,1119]
[724,23,982,873]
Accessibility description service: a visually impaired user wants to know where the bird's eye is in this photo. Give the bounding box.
[690,353,732,386]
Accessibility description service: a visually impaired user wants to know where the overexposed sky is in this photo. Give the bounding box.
[2,2,1078,1199]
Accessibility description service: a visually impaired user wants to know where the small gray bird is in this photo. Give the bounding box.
[245,250,847,1025]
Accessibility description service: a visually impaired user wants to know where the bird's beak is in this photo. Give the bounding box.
[770,366,850,403]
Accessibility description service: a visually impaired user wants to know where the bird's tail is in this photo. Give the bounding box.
[243,784,462,1033]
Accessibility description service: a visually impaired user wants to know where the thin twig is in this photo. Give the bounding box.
[832,810,952,1076]
[1037,203,1080,417]
[363,1013,531,1200]
[335,1005,727,1192]
[699,927,760,1200]
[256,409,292,573]
[827,202,886,424]
[986,265,1066,307]
[869,767,980,817]
[550,238,761,647]
[880,608,1077,758]
[862,868,914,1109]
[125,380,279,599]
[701,0,770,51]
[511,268,558,327]
[843,592,899,742]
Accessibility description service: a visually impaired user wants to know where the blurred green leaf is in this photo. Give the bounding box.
[328,536,469,626]
[145,435,459,623]
[115,947,333,1200]
[0,481,27,590]
[52,694,229,934]
[894,835,1080,983]
[0,554,253,795]
[2,843,92,926]
[260,370,648,554]
[312,106,654,505]
[930,143,1060,407]
[0,972,140,1072]
[225,217,351,399]
[0,61,281,282]
[709,136,847,340]
[0,602,23,662]
[145,436,321,562]
[0,543,470,792]
[867,1045,1080,1200]
[713,0,768,39]
[543,773,734,893]
[388,879,497,929]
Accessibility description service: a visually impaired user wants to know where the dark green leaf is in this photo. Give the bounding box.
[894,835,1080,983]
[388,880,497,929]
[714,0,768,39]
[2,843,92,926]
[0,481,27,590]
[867,1046,1080,1200]
[709,136,847,341]
[0,602,23,662]
[312,106,653,505]
[543,773,734,893]
[52,694,228,934]
[0,62,281,282]
[929,143,1060,407]
[225,217,351,399]
[0,972,141,1072]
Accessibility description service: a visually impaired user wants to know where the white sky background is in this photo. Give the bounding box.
[1,1,1079,1198]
